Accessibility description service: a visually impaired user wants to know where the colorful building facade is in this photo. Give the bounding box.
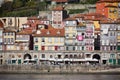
[96,0,119,20]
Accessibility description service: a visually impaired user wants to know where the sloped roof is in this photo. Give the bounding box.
[74,14,85,18]
[52,5,64,11]
[33,25,65,37]
[105,4,118,8]
[100,20,120,24]
[17,26,35,35]
[3,27,16,33]
[97,0,120,3]
[64,17,76,21]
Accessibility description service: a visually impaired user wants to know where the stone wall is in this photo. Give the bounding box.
[0,64,111,73]
[48,4,96,13]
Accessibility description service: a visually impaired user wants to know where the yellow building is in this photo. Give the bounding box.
[33,25,65,51]
[96,0,119,20]
[105,4,118,20]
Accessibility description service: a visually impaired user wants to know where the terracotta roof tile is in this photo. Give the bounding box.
[100,20,120,24]
[97,0,120,3]
[33,25,65,37]
[105,4,118,8]
[74,14,85,18]
[64,17,76,21]
[16,30,33,35]
[3,28,16,33]
[53,6,64,11]
[27,16,39,20]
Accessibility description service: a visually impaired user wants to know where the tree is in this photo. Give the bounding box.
[26,0,36,7]
[1,1,13,11]
[12,0,23,9]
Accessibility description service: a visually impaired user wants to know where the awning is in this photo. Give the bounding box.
[40,58,48,61]
[49,58,56,61]
[49,58,64,62]
[11,58,17,60]
[72,59,86,61]
[24,59,30,61]
[64,58,70,61]
[85,58,98,61]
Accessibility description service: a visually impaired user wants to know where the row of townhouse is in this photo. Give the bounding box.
[0,16,120,65]
[0,0,120,65]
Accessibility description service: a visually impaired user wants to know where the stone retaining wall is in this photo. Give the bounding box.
[0,64,111,73]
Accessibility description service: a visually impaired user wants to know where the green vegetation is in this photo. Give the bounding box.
[79,0,98,4]
[0,0,98,17]
[0,0,47,17]
[69,9,88,14]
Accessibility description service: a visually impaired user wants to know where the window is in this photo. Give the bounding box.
[73,34,76,38]
[66,34,69,38]
[114,46,116,50]
[42,54,45,58]
[48,38,52,43]
[35,38,38,42]
[55,38,58,43]
[11,32,13,36]
[60,38,64,43]
[11,38,13,42]
[35,45,38,51]
[50,55,53,58]
[55,46,58,51]
[55,46,58,50]
[82,46,84,50]
[73,46,75,51]
[66,46,68,50]
[42,38,45,42]
[77,46,80,50]
[8,18,12,25]
[86,54,91,58]
[110,46,112,50]
[82,33,84,35]
[41,46,45,50]
[8,38,10,43]
[4,38,6,43]
[110,54,115,58]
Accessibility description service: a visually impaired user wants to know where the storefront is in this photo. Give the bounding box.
[109,54,116,65]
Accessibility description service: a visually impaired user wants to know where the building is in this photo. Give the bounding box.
[0,17,27,30]
[33,24,65,51]
[3,28,16,50]
[100,20,117,64]
[76,22,86,51]
[85,22,94,51]
[15,28,34,50]
[0,21,4,51]
[64,17,77,51]
[32,24,65,64]
[52,5,68,29]
[96,0,119,20]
